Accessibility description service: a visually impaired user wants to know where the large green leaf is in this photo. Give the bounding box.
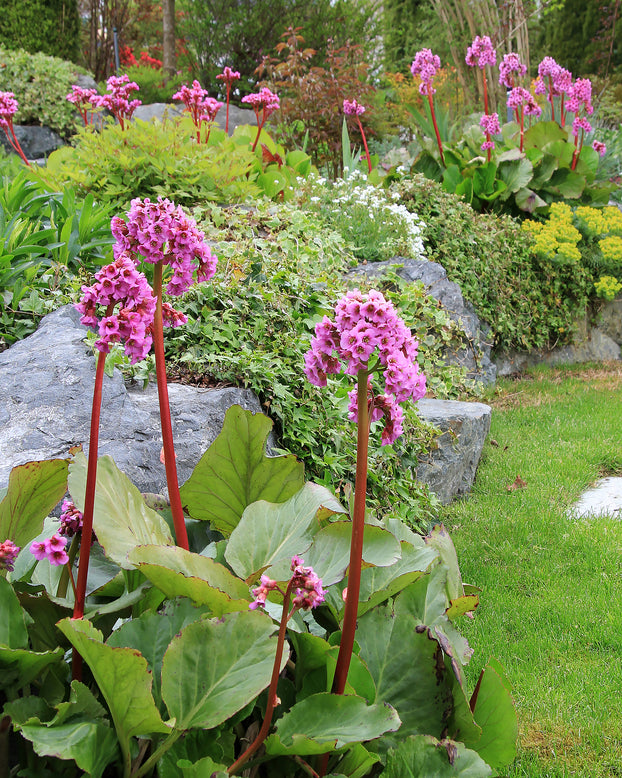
[542,139,575,167]
[544,168,586,199]
[0,645,64,691]
[161,610,286,730]
[424,525,464,602]
[12,682,119,778]
[514,187,547,213]
[333,744,381,778]
[523,120,567,150]
[383,735,492,777]
[265,693,400,755]
[129,544,250,615]
[179,405,305,535]
[356,600,454,749]
[0,574,28,649]
[469,658,518,770]
[225,482,344,581]
[57,618,170,746]
[0,458,68,547]
[304,522,402,586]
[107,598,211,707]
[498,157,533,197]
[531,152,559,187]
[68,452,174,568]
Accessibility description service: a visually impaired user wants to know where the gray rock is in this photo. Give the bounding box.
[349,258,497,386]
[416,399,491,504]
[132,102,256,134]
[0,306,263,495]
[72,73,99,93]
[0,125,65,160]
[496,312,621,376]
[133,103,184,123]
[597,298,622,346]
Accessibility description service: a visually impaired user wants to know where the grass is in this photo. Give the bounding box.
[441,362,622,778]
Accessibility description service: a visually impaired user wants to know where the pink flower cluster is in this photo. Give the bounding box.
[567,78,593,116]
[249,556,325,611]
[173,80,223,128]
[465,35,496,68]
[76,254,157,363]
[304,290,426,445]
[216,66,241,87]
[97,75,141,127]
[0,539,20,572]
[507,87,542,116]
[0,91,19,129]
[410,49,441,96]
[479,112,501,151]
[534,57,572,97]
[111,197,218,296]
[242,87,280,121]
[343,98,366,116]
[572,115,593,139]
[30,533,69,566]
[59,498,84,537]
[66,85,100,126]
[593,140,607,157]
[498,53,527,89]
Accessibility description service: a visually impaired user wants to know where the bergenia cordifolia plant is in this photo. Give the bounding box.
[173,80,223,143]
[534,56,573,126]
[507,87,542,153]
[567,78,594,170]
[66,84,99,127]
[465,35,496,117]
[0,539,20,573]
[305,289,426,697]
[410,48,445,166]
[216,66,241,133]
[498,52,527,91]
[97,74,141,130]
[228,556,325,775]
[479,111,501,160]
[343,98,373,174]
[241,86,280,151]
[0,92,30,166]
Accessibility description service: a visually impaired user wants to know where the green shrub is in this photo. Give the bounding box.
[394,174,593,352]
[0,0,80,62]
[122,64,186,104]
[0,46,84,138]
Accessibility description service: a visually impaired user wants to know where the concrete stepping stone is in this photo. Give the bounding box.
[569,477,622,519]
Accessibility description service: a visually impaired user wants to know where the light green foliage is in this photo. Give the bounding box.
[123,64,186,104]
[0,46,83,138]
[594,274,622,300]
[393,174,593,351]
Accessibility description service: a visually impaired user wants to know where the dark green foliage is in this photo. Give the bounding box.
[0,47,84,138]
[382,0,446,75]
[394,174,593,352]
[0,0,80,63]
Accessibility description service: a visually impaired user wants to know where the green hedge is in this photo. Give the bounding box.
[0,0,80,62]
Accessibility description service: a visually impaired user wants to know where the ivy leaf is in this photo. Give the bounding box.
[265,693,401,755]
[179,405,305,535]
[0,459,68,548]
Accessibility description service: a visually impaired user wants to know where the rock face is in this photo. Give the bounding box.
[416,399,491,505]
[0,306,262,494]
[350,258,497,386]
[495,311,621,376]
[131,102,256,133]
[597,298,622,346]
[0,125,65,160]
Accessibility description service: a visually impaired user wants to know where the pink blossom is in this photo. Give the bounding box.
[66,85,99,107]
[343,99,366,116]
[30,533,69,566]
[59,498,84,537]
[410,49,441,96]
[465,35,496,68]
[0,539,20,572]
[507,87,542,117]
[290,556,325,610]
[0,91,18,130]
[498,53,527,89]
[95,74,141,127]
[572,116,592,138]
[249,574,279,610]
[592,140,607,157]
[480,112,501,135]
[567,77,593,115]
[304,290,426,446]
[199,96,223,123]
[216,66,241,86]
[242,87,280,120]
[111,197,217,296]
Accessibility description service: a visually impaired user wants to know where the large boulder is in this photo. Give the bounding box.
[416,399,491,504]
[0,306,262,494]
[0,125,64,161]
[349,257,497,386]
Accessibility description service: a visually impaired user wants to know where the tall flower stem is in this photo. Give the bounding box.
[355,117,372,174]
[228,586,295,776]
[4,123,30,167]
[225,85,231,134]
[482,71,490,117]
[427,93,445,167]
[72,345,108,681]
[152,261,189,551]
[331,368,370,695]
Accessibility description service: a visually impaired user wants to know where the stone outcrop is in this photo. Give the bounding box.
[0,125,65,161]
[349,257,497,386]
[0,306,262,495]
[416,399,492,504]
[0,306,491,505]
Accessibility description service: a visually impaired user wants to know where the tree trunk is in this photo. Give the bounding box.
[163,0,176,77]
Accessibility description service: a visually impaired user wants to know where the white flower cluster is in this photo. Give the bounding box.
[299,171,427,262]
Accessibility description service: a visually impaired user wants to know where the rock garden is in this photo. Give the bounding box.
[1,4,621,777]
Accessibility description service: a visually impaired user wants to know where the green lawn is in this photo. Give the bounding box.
[440,363,622,778]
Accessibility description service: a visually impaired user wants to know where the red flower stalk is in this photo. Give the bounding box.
[216,66,241,134]
[410,50,445,166]
[241,88,280,152]
[343,99,372,173]
[0,92,30,166]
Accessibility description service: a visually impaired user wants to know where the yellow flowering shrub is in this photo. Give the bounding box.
[594,275,622,301]
[575,205,622,237]
[599,235,622,264]
[522,202,581,262]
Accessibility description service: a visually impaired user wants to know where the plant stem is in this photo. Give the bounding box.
[71,345,108,681]
[228,585,295,775]
[331,368,369,695]
[56,532,80,599]
[482,70,490,117]
[252,118,264,152]
[226,85,231,134]
[427,93,445,167]
[133,730,182,778]
[152,262,189,551]
[356,117,372,174]
[4,123,30,166]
